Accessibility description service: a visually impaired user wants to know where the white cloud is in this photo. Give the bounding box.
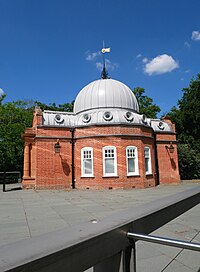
[86,50,119,72]
[136,53,142,58]
[96,62,103,70]
[142,57,148,63]
[144,54,179,76]
[85,51,101,61]
[0,88,4,97]
[185,69,190,73]
[96,59,119,71]
[184,41,191,48]
[191,31,200,41]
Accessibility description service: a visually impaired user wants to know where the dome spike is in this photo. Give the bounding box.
[101,65,109,79]
[101,41,110,79]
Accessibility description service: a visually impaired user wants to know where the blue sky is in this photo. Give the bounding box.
[0,0,200,115]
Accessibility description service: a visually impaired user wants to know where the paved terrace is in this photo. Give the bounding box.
[0,182,199,272]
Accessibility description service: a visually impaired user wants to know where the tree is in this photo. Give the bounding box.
[168,74,200,179]
[35,100,74,112]
[0,99,34,172]
[0,97,74,173]
[178,75,200,141]
[0,93,6,105]
[133,87,161,118]
[177,144,200,179]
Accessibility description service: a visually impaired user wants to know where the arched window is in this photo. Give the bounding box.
[126,146,139,176]
[103,146,117,176]
[81,147,93,177]
[144,146,152,175]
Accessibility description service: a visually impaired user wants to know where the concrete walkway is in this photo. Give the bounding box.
[0,182,199,271]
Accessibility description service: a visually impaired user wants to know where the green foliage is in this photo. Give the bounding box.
[168,74,200,179]
[177,144,200,179]
[35,101,74,112]
[0,97,74,173]
[133,87,161,118]
[0,98,34,172]
[0,94,6,105]
[179,75,200,140]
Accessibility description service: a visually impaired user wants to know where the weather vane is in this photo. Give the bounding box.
[101,41,110,79]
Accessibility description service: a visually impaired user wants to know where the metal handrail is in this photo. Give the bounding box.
[127,232,200,252]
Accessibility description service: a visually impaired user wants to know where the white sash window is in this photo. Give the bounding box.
[81,147,93,177]
[103,146,117,176]
[144,146,152,175]
[126,146,139,176]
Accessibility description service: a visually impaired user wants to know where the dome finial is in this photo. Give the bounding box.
[101,41,110,79]
[101,65,109,79]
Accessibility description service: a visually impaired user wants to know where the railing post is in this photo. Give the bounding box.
[132,241,136,272]
[3,158,6,192]
[122,246,132,272]
[3,170,6,192]
[94,252,121,272]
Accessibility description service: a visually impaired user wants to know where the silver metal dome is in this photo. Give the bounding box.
[41,78,174,133]
[73,79,139,114]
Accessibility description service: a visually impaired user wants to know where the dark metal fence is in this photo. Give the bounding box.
[0,171,21,191]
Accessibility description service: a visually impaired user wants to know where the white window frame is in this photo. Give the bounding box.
[81,147,94,177]
[144,146,152,175]
[103,146,118,177]
[126,146,139,176]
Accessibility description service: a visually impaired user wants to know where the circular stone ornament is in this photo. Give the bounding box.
[158,121,165,130]
[125,111,134,122]
[82,113,91,123]
[142,114,147,124]
[55,114,64,123]
[103,111,113,121]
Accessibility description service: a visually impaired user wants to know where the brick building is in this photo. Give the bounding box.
[23,77,180,189]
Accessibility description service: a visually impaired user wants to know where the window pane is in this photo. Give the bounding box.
[105,149,114,158]
[84,150,91,159]
[105,158,114,174]
[145,158,149,172]
[84,159,92,174]
[128,158,135,173]
[144,148,149,158]
[127,148,135,158]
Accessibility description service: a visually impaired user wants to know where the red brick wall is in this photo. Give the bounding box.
[23,123,179,190]
[75,137,155,189]
[23,127,72,189]
[35,139,72,189]
[74,125,155,189]
[156,133,180,184]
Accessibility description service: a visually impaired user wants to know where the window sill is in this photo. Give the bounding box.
[102,175,119,178]
[81,176,95,178]
[146,173,153,176]
[127,174,140,177]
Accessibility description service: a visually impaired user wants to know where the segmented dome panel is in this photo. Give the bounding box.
[73,79,139,114]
